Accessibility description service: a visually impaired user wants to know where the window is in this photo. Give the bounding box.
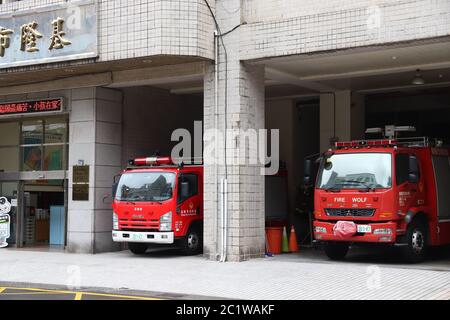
[395,154,410,185]
[316,153,392,190]
[20,118,68,172]
[115,172,175,202]
[0,122,20,172]
[177,173,199,204]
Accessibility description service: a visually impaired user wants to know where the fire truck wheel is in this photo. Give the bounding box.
[181,226,203,255]
[324,242,349,260]
[128,243,148,255]
[403,220,427,263]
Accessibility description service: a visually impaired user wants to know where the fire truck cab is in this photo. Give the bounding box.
[111,157,203,255]
[306,126,450,263]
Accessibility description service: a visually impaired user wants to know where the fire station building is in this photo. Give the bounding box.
[0,0,449,261]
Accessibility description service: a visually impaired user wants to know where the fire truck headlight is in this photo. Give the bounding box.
[374,228,392,235]
[113,212,119,230]
[159,211,172,231]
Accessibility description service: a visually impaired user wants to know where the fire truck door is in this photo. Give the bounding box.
[396,153,420,211]
[176,173,201,234]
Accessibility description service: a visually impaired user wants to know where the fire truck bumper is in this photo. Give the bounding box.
[313,220,398,243]
[112,231,174,244]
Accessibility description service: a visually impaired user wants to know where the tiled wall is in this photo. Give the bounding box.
[242,0,398,23]
[203,0,266,262]
[1,0,448,64]
[240,0,450,60]
[98,0,214,61]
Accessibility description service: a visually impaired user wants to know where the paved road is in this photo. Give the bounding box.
[0,286,163,300]
[0,246,448,300]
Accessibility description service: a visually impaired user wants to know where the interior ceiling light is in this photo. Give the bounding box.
[412,69,425,85]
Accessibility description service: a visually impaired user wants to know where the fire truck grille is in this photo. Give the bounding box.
[119,219,159,230]
[325,208,375,217]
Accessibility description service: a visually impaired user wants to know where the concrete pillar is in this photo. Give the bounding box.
[320,90,365,151]
[67,87,123,254]
[203,0,266,261]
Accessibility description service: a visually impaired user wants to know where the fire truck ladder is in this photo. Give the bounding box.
[365,125,444,147]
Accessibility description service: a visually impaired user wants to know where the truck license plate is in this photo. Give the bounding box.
[131,233,145,241]
[357,225,372,233]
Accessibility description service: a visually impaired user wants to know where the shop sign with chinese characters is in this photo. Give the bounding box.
[0,0,97,69]
[0,98,63,116]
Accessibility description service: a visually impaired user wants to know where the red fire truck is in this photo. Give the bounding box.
[111,157,203,255]
[305,126,450,262]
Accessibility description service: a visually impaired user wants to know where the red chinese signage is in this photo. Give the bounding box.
[0,98,62,116]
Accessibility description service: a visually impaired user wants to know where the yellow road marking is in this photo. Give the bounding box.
[0,288,5,294]
[1,287,162,300]
[0,292,67,295]
[3,287,69,294]
[74,291,161,300]
[74,292,83,300]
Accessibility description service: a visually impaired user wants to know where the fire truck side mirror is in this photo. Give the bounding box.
[303,176,312,187]
[408,173,419,184]
[303,159,312,187]
[408,155,419,183]
[112,183,118,199]
[180,181,190,199]
[112,174,121,198]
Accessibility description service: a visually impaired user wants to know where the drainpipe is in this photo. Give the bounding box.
[220,178,224,261]
[208,6,229,262]
[214,31,222,261]
[221,178,228,262]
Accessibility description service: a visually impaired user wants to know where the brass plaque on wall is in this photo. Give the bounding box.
[73,165,89,183]
[72,184,89,201]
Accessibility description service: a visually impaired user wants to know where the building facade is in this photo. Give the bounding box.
[0,0,449,261]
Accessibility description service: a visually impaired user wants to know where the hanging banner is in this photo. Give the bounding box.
[0,197,11,248]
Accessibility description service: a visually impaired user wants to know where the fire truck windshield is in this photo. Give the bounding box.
[316,153,392,190]
[115,172,176,202]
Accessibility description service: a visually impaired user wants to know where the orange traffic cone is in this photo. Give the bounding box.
[289,225,299,253]
[281,226,290,253]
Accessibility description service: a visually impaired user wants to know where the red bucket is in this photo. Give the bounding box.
[265,227,283,254]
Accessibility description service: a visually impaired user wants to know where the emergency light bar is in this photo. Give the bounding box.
[335,139,396,148]
[129,156,173,166]
[335,137,433,149]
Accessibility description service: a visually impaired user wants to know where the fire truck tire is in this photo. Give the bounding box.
[180,226,203,256]
[128,243,148,255]
[324,242,349,260]
[402,220,427,263]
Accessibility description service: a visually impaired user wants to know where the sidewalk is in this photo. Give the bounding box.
[0,247,449,300]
